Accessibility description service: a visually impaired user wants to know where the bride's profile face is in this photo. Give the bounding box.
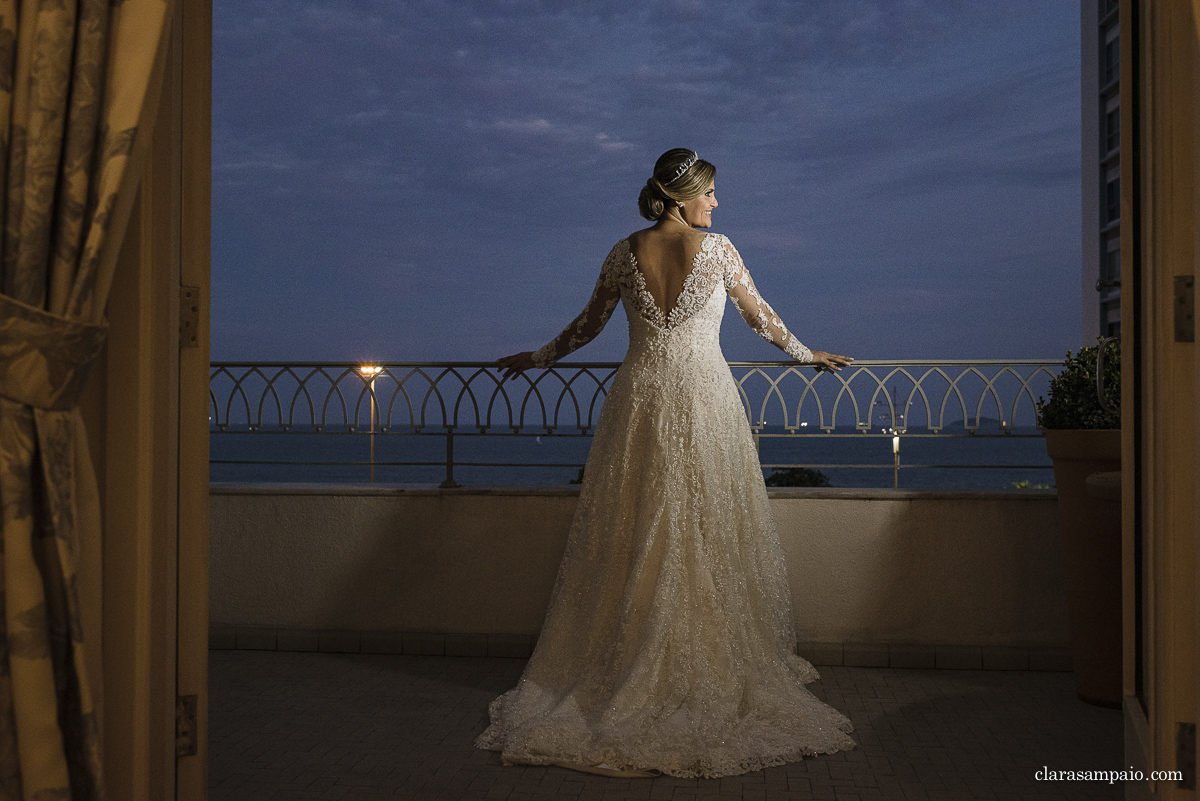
[679,181,717,228]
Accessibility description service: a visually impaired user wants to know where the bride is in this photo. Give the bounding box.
[480,148,857,778]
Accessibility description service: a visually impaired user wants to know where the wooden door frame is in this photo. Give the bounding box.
[77,1,211,798]
[177,0,212,798]
[1121,1,1198,798]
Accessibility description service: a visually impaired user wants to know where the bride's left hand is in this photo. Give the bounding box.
[809,350,853,373]
[496,351,537,381]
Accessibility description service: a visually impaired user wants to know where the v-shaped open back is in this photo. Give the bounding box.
[627,233,717,329]
[627,233,710,322]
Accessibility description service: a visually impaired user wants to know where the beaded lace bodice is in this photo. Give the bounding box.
[531,233,813,368]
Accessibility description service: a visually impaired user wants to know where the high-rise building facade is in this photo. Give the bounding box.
[1081,0,1121,342]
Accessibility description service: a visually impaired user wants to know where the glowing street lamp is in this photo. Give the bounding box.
[360,365,384,482]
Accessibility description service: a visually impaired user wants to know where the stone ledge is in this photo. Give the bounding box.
[209,482,583,497]
[211,626,1071,671]
[210,482,1056,501]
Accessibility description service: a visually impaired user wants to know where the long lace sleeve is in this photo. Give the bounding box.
[530,242,623,368]
[717,236,813,363]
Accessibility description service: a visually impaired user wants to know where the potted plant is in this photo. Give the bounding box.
[1036,340,1121,708]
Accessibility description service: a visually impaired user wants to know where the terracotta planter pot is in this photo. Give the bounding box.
[1043,428,1121,708]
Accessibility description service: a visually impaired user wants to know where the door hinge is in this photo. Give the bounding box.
[1177,722,1195,789]
[1175,276,1194,343]
[180,285,201,348]
[176,694,198,758]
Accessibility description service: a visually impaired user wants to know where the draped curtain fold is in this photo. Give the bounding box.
[0,2,171,799]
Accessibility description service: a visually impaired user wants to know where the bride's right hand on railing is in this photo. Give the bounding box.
[497,351,537,381]
[809,350,853,373]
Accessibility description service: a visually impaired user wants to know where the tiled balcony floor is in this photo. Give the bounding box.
[209,650,1124,801]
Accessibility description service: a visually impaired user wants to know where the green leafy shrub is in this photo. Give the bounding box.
[1011,480,1052,490]
[764,467,832,487]
[1036,340,1120,429]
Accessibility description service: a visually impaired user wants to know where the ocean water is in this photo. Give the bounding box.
[210,424,1053,490]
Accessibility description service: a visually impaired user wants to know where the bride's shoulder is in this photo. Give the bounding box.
[698,230,736,254]
[623,227,651,245]
[599,237,633,271]
[703,230,731,244]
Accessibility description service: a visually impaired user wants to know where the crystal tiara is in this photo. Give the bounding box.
[661,151,698,185]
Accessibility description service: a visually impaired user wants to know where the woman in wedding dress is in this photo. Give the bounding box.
[480,148,857,778]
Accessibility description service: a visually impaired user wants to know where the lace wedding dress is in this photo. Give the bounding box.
[476,232,857,778]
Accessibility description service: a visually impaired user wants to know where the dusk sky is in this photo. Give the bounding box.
[212,1,1082,364]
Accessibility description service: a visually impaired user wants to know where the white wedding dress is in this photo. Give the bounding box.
[476,232,857,778]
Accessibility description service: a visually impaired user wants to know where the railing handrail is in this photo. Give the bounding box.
[209,360,1065,432]
[209,359,1064,487]
[211,359,1064,367]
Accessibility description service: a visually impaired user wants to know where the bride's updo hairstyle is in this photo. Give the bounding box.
[637,148,716,221]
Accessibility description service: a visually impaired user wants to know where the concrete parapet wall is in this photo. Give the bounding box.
[210,485,1067,651]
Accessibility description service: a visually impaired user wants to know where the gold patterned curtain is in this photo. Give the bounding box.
[0,1,171,799]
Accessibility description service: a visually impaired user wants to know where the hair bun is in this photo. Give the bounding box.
[638,180,667,221]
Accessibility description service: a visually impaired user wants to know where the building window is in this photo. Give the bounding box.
[1103,0,1119,18]
[1104,36,1120,85]
[1106,176,1120,223]
[1102,297,1121,337]
[1104,248,1121,282]
[1105,108,1119,153]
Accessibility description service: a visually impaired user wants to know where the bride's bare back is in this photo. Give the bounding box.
[626,228,707,319]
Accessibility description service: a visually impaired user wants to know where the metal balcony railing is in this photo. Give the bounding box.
[209,360,1063,488]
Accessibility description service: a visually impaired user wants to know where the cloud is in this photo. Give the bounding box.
[496,118,555,134]
[596,133,635,152]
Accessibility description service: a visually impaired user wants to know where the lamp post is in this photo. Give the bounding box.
[359,365,383,483]
[892,432,900,489]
